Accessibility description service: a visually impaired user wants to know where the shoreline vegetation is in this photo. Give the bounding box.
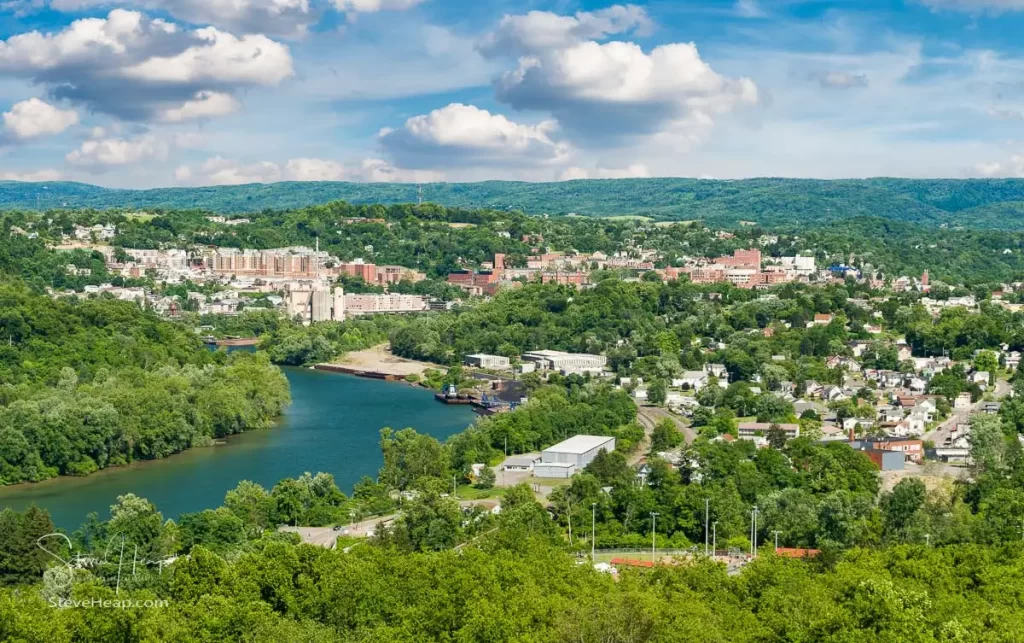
[0,286,292,487]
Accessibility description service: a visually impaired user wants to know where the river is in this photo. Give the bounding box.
[0,367,477,531]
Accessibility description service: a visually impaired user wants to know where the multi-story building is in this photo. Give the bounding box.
[211,247,330,278]
[124,249,189,271]
[343,293,428,316]
[715,248,762,270]
[336,260,425,287]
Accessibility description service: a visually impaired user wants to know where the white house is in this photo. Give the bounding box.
[675,370,709,391]
[969,371,990,387]
[954,392,972,410]
[705,363,728,379]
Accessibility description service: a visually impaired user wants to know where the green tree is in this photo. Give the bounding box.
[650,418,683,453]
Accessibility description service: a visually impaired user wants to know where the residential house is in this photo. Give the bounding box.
[954,392,972,410]
[1004,351,1022,371]
[675,371,709,391]
[809,313,834,327]
[969,371,990,387]
[821,386,848,403]
[979,402,1002,414]
[876,406,904,423]
[906,378,927,395]
[826,356,862,372]
[705,363,728,379]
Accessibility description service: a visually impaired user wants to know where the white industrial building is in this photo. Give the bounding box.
[534,461,576,479]
[540,434,616,472]
[464,354,511,370]
[521,350,607,375]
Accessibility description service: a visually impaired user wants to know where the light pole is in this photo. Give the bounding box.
[591,502,597,563]
[704,498,709,557]
[925,533,931,547]
[651,512,659,562]
[750,506,759,557]
[712,521,717,557]
[772,530,781,552]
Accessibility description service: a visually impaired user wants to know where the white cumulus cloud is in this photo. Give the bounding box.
[332,0,424,14]
[477,4,651,58]
[66,133,170,169]
[495,40,758,141]
[159,91,241,123]
[973,155,1024,178]
[0,168,64,181]
[558,164,650,180]
[379,102,570,168]
[177,156,442,185]
[0,10,293,120]
[48,0,316,38]
[3,98,78,140]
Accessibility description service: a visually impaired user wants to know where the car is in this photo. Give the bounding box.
[332,525,343,531]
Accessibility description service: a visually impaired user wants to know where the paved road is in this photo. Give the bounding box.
[924,377,1011,447]
[279,514,397,548]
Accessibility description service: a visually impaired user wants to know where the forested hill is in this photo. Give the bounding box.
[6,177,1024,227]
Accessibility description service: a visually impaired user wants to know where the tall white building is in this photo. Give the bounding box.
[284,282,344,325]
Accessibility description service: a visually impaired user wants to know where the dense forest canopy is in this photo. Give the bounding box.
[0,285,290,484]
[6,177,1024,227]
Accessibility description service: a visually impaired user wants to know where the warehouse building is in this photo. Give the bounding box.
[464,354,511,370]
[541,435,616,471]
[533,461,577,478]
[521,350,607,375]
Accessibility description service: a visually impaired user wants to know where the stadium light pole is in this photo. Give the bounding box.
[704,498,709,557]
[591,503,597,563]
[651,512,659,562]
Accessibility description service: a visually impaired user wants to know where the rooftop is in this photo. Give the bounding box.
[543,434,615,455]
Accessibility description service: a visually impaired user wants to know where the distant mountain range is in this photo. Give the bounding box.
[4,178,1024,229]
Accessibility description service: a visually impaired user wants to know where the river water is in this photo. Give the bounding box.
[0,367,476,531]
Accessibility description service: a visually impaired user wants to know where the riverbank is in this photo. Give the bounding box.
[321,344,442,379]
[0,367,476,530]
[203,337,261,347]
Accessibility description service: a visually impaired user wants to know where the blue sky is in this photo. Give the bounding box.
[0,0,1022,186]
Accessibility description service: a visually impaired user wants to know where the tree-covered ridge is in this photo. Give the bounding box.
[7,177,1024,227]
[0,284,215,386]
[0,286,291,484]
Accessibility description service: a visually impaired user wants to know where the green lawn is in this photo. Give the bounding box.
[454,484,505,500]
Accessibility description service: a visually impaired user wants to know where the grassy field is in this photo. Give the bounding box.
[124,212,158,222]
[454,484,505,500]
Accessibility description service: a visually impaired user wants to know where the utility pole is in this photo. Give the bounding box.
[651,512,659,562]
[704,498,709,557]
[750,506,759,557]
[591,503,597,563]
